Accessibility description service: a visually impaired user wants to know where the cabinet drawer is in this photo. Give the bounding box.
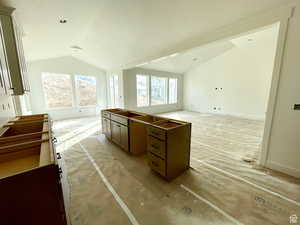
[111,114,128,126]
[148,136,166,159]
[102,111,110,119]
[148,153,166,176]
[148,126,165,140]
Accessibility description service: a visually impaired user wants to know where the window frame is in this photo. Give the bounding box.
[74,74,97,108]
[136,74,150,107]
[136,74,179,107]
[150,76,168,106]
[109,75,119,108]
[42,72,98,110]
[42,72,75,110]
[168,78,178,104]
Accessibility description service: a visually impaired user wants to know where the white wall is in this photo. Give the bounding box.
[265,2,300,178]
[122,67,183,114]
[183,26,279,120]
[28,56,107,120]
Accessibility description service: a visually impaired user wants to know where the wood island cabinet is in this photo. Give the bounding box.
[101,109,192,179]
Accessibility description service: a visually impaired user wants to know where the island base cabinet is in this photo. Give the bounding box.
[111,121,121,144]
[120,125,128,151]
[111,121,129,151]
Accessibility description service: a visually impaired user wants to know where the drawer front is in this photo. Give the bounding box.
[148,153,166,176]
[102,111,110,119]
[111,114,128,126]
[148,126,165,140]
[148,135,166,159]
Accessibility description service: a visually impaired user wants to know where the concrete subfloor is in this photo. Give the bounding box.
[53,111,300,225]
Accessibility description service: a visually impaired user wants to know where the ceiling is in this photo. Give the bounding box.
[141,24,279,74]
[2,0,288,70]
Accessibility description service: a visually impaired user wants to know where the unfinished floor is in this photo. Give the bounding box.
[53,111,300,225]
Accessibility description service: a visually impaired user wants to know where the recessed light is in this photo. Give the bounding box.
[193,58,198,61]
[59,19,67,24]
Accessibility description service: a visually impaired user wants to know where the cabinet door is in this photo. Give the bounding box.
[13,19,30,92]
[120,125,128,151]
[111,121,121,145]
[0,58,6,95]
[102,118,107,135]
[0,26,11,95]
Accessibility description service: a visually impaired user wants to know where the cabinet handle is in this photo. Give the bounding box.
[151,144,159,149]
[52,137,58,143]
[58,167,63,179]
[56,152,62,159]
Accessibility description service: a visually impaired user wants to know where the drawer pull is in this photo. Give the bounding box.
[151,144,159,149]
[52,137,58,143]
[56,152,62,159]
[58,167,63,178]
[151,161,159,167]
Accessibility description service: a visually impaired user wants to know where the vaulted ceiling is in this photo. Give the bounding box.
[141,24,279,73]
[2,0,289,70]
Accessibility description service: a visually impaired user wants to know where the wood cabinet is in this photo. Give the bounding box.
[0,6,30,95]
[147,120,191,180]
[0,114,69,225]
[101,109,192,179]
[111,120,129,151]
[120,124,129,151]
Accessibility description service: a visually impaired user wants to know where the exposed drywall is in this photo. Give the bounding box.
[27,56,107,120]
[123,67,183,114]
[183,25,279,120]
[265,2,300,178]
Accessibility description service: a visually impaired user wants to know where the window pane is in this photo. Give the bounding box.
[76,75,97,106]
[169,78,178,104]
[42,73,73,108]
[113,75,119,107]
[151,76,167,105]
[136,75,149,107]
[109,76,115,107]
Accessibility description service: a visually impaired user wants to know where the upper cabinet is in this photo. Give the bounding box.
[0,6,29,95]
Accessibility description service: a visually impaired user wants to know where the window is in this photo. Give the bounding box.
[169,78,178,104]
[75,75,97,106]
[109,75,119,107]
[151,76,167,105]
[42,73,73,108]
[136,75,149,107]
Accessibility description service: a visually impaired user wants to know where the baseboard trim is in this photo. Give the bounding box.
[184,109,265,121]
[266,160,300,179]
